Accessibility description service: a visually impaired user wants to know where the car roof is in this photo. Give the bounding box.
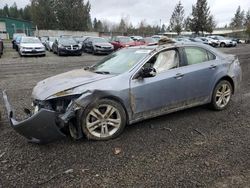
[129,42,222,56]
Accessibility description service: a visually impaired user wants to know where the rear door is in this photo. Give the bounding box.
[178,46,219,103]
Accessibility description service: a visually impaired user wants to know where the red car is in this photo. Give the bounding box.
[110,36,142,50]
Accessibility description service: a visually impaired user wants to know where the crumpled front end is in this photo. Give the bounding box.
[2,90,66,144]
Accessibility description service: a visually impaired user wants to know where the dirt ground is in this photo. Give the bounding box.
[0,41,250,187]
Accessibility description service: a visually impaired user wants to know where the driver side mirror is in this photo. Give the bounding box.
[140,67,157,78]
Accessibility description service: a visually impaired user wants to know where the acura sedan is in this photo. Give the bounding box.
[3,42,242,144]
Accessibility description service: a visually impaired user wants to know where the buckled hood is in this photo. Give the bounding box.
[32,69,113,100]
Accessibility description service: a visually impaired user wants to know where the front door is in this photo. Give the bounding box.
[130,48,189,119]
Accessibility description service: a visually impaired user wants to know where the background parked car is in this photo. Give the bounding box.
[18,37,46,57]
[189,37,209,45]
[198,37,219,47]
[45,37,57,51]
[151,35,164,42]
[40,36,49,46]
[110,36,140,50]
[130,36,144,41]
[73,36,90,51]
[83,37,114,55]
[207,36,237,47]
[0,37,3,58]
[52,37,82,56]
[143,37,158,46]
[12,33,26,49]
[14,36,23,51]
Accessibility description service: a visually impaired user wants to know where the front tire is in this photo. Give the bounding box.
[81,99,126,140]
[210,80,233,111]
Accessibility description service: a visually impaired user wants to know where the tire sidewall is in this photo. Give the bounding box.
[81,99,126,140]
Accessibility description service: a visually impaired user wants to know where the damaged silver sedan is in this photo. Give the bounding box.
[3,42,242,144]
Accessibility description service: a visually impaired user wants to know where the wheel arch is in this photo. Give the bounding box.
[215,76,235,94]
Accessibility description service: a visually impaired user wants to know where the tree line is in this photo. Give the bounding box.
[0,0,249,37]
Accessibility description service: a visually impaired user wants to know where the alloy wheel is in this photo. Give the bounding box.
[215,83,231,108]
[86,104,122,138]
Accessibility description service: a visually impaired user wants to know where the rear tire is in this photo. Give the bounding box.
[210,80,232,111]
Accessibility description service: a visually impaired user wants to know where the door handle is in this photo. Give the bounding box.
[174,73,184,79]
[209,64,217,69]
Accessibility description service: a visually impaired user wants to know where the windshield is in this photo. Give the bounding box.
[217,36,225,40]
[74,37,87,42]
[21,37,41,43]
[92,38,108,43]
[91,48,151,74]
[118,37,133,43]
[59,38,77,45]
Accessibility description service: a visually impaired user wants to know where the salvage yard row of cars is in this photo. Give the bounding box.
[10,33,241,57]
[3,38,242,144]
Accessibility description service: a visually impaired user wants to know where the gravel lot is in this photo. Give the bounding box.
[0,41,250,187]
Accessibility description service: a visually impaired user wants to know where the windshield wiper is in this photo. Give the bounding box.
[94,71,110,75]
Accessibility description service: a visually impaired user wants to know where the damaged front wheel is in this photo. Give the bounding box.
[81,99,126,140]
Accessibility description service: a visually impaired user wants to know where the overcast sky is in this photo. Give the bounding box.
[0,0,249,27]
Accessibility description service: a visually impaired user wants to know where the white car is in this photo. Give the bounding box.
[18,37,46,56]
[45,36,57,51]
[207,36,237,47]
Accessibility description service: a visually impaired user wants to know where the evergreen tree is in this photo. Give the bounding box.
[31,0,58,29]
[169,1,184,35]
[189,0,214,34]
[23,6,32,20]
[118,18,127,34]
[9,3,19,18]
[230,6,245,29]
[245,10,250,37]
[244,10,250,27]
[93,18,98,31]
[2,4,9,17]
[30,0,92,30]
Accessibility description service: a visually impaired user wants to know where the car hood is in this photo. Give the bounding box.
[20,43,44,48]
[32,69,113,100]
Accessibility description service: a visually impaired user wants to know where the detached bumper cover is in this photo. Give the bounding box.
[2,91,65,144]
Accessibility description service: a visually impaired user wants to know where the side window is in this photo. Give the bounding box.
[207,51,216,60]
[143,50,179,74]
[184,47,209,65]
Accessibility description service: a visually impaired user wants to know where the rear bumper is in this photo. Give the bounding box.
[2,90,65,144]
